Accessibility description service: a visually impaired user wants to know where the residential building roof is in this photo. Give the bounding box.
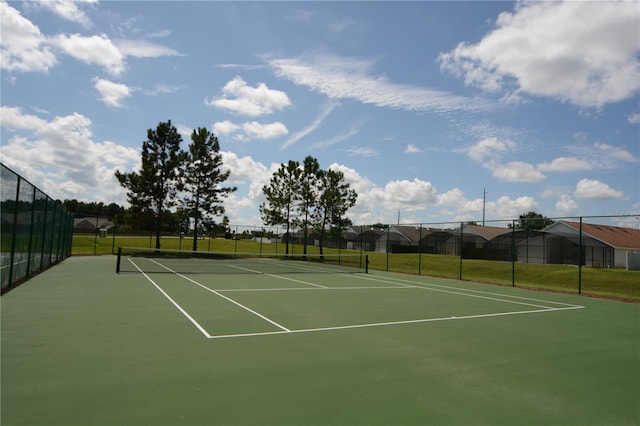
[460,224,512,241]
[391,225,426,243]
[559,221,640,250]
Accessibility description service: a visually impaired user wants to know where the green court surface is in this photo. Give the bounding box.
[1,256,639,426]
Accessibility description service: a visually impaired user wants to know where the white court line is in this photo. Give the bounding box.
[135,257,585,340]
[148,258,290,332]
[226,263,329,288]
[347,273,585,310]
[220,286,415,292]
[239,256,367,276]
[128,258,212,338]
[206,305,584,340]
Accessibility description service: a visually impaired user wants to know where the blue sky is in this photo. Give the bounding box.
[1,0,639,228]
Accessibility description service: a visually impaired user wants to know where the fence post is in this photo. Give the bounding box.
[93,215,99,255]
[386,226,390,271]
[511,220,516,287]
[459,222,464,280]
[418,224,423,275]
[578,217,583,295]
[26,184,37,279]
[7,176,22,288]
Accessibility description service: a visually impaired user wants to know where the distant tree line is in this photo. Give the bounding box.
[63,199,232,239]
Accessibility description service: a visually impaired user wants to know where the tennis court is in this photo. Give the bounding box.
[2,254,639,425]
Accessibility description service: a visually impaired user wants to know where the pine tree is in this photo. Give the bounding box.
[180,127,238,251]
[316,169,357,254]
[260,160,301,255]
[179,128,237,251]
[115,120,183,249]
[297,156,321,256]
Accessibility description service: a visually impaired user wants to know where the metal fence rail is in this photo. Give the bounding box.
[73,212,638,298]
[1,163,74,294]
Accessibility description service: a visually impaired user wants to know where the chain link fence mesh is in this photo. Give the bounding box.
[1,164,74,294]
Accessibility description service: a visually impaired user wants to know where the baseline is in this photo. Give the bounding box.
[205,305,583,340]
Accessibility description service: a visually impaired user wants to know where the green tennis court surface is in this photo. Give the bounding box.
[2,256,639,425]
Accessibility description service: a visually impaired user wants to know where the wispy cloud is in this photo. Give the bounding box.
[29,0,97,29]
[282,100,339,149]
[346,146,378,157]
[268,53,490,114]
[115,39,184,58]
[311,126,360,149]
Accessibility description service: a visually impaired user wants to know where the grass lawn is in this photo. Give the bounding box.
[73,234,639,302]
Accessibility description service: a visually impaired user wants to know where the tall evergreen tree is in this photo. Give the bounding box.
[180,128,236,251]
[260,160,301,254]
[115,120,183,249]
[297,156,321,256]
[316,169,357,254]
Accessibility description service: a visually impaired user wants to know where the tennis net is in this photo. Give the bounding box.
[116,246,368,275]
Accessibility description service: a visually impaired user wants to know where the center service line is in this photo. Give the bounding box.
[149,259,290,332]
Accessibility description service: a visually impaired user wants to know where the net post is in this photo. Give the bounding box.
[116,246,122,273]
[365,254,369,273]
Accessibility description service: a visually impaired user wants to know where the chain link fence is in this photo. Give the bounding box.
[1,164,74,294]
[72,212,639,299]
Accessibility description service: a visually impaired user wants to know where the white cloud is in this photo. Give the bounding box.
[115,39,183,58]
[537,157,592,172]
[220,151,271,203]
[241,121,289,140]
[0,106,48,129]
[213,120,241,136]
[369,179,438,211]
[555,194,579,216]
[465,138,606,183]
[594,142,638,163]
[326,163,375,195]
[0,3,184,76]
[465,137,515,162]
[405,144,423,154]
[0,106,139,202]
[93,78,131,107]
[51,33,125,75]
[492,195,539,219]
[628,112,640,124]
[206,76,291,116]
[32,0,97,28]
[268,53,488,113]
[464,137,545,183]
[0,1,57,72]
[439,1,640,108]
[491,161,545,183]
[213,120,288,141]
[574,178,625,200]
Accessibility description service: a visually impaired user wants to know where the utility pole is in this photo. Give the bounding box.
[482,188,486,226]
